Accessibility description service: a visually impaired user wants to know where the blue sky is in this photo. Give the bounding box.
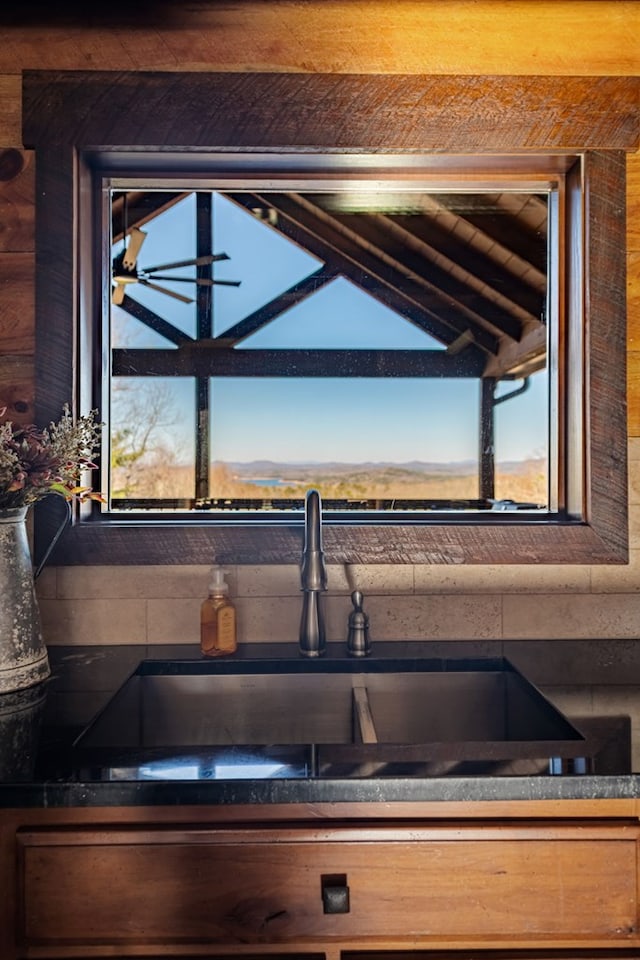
[112,192,548,466]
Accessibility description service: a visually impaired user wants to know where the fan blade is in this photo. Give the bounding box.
[146,274,241,287]
[139,279,194,304]
[122,227,147,270]
[142,253,230,272]
[112,282,126,305]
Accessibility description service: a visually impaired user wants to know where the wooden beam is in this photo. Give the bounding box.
[22,73,640,152]
[112,347,487,379]
[390,212,545,320]
[229,192,500,354]
[484,324,548,379]
[339,210,526,342]
[479,378,496,500]
[118,295,194,346]
[220,267,338,344]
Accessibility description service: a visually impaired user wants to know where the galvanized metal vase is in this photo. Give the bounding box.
[0,682,46,779]
[0,507,50,693]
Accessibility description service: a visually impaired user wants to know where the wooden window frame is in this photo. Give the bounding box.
[21,71,639,565]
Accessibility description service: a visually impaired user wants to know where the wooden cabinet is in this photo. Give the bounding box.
[3,801,640,958]
[16,822,639,949]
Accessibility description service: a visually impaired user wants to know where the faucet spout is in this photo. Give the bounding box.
[299,488,327,657]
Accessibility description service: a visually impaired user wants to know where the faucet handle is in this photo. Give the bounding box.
[347,590,371,657]
[351,589,363,610]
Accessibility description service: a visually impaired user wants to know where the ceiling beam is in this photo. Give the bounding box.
[112,346,487,378]
[228,192,500,356]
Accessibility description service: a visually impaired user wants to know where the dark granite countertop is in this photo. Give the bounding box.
[0,643,637,807]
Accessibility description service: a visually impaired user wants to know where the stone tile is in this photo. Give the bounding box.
[235,564,300,597]
[629,437,640,462]
[234,596,301,644]
[325,593,355,643]
[34,567,56,599]
[504,638,640,686]
[414,563,590,594]
[630,504,640,544]
[147,598,201,644]
[372,638,504,658]
[341,594,502,641]
[234,563,412,598]
[54,564,217,600]
[592,685,640,717]
[334,564,414,596]
[591,549,640,593]
[39,598,146,645]
[630,251,640,350]
[629,456,640,504]
[591,686,640,772]
[145,643,202,660]
[502,594,640,639]
[147,595,306,646]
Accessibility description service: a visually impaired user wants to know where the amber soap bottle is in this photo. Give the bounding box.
[200,566,237,657]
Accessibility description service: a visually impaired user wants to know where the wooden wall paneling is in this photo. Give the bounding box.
[628,152,640,250]
[31,145,74,429]
[630,252,640,350]
[629,351,640,437]
[0,253,35,423]
[0,253,34,353]
[0,2,638,77]
[0,354,33,423]
[0,148,35,425]
[0,149,34,251]
[0,76,22,148]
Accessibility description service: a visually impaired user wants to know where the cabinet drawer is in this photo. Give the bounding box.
[17,823,639,951]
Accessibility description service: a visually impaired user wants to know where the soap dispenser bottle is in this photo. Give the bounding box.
[200,566,237,657]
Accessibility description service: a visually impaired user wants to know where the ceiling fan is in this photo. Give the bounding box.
[112,226,241,305]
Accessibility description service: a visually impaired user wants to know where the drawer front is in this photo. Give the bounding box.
[18,825,639,949]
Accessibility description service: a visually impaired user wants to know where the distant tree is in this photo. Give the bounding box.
[110,381,184,498]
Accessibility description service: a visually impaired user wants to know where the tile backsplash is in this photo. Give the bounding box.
[37,438,640,648]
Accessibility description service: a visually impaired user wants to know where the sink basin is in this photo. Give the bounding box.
[77,671,358,747]
[74,657,586,780]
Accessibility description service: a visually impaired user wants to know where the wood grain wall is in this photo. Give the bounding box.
[0,0,637,432]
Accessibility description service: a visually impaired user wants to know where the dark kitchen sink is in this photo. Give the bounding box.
[73,657,587,780]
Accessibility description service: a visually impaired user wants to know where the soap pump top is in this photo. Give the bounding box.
[209,565,229,597]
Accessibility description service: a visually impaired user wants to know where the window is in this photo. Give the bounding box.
[22,71,635,565]
[105,178,551,516]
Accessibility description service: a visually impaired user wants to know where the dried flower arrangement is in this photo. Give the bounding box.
[0,405,103,510]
